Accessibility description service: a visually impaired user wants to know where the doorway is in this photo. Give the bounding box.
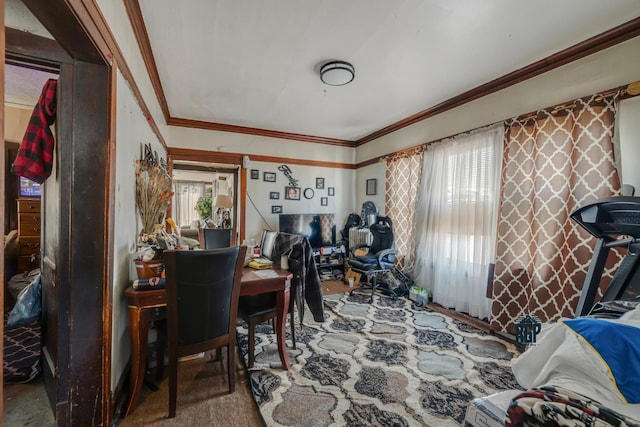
[3,61,58,426]
[3,3,113,425]
[172,162,240,245]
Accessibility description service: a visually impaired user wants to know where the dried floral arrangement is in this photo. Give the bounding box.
[135,143,173,245]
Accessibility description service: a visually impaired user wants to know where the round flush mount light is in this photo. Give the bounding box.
[320,61,355,86]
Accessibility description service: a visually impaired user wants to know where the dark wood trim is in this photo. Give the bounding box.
[356,157,384,169]
[239,166,247,244]
[172,163,237,173]
[10,2,115,425]
[125,2,640,149]
[168,147,354,170]
[20,0,169,151]
[356,82,640,170]
[355,17,640,146]
[122,0,171,122]
[103,57,119,424]
[20,0,106,64]
[168,148,244,165]
[5,27,71,67]
[168,117,354,147]
[124,1,354,148]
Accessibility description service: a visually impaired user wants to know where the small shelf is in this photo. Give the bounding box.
[313,246,345,281]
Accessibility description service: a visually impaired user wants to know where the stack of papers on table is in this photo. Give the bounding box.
[254,270,279,279]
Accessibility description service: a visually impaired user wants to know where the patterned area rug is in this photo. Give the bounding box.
[237,292,522,426]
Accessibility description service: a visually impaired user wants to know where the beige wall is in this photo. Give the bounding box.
[4,106,32,142]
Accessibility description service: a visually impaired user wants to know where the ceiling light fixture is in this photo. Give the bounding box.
[320,61,355,86]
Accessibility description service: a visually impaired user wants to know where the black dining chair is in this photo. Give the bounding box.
[198,228,233,249]
[163,246,247,418]
[237,294,296,368]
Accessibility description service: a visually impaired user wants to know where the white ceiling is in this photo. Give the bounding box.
[138,0,640,141]
[5,63,58,110]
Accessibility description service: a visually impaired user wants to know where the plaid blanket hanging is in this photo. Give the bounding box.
[12,78,58,184]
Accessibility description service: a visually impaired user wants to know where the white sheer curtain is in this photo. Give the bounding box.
[172,181,205,227]
[413,124,503,319]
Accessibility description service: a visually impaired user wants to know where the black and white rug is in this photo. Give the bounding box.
[237,292,521,426]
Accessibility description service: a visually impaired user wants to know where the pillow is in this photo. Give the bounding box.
[260,230,278,260]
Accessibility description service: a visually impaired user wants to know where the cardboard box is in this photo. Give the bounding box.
[464,390,521,427]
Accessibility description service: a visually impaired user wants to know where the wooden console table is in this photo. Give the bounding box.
[124,266,292,416]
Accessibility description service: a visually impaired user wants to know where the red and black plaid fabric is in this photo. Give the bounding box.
[11,78,58,184]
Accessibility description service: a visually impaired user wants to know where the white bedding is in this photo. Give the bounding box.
[510,306,640,421]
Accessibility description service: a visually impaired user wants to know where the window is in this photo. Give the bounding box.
[172,181,205,227]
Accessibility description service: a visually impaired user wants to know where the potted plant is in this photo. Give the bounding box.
[195,187,213,225]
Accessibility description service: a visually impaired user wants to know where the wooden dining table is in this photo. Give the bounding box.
[123,265,293,416]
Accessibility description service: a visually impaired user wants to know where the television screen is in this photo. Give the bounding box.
[279,213,336,249]
[19,176,41,197]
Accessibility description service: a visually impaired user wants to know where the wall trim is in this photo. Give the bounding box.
[167,117,354,147]
[168,147,354,170]
[355,18,640,146]
[124,2,640,150]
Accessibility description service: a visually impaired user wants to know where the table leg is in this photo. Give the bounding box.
[124,306,151,417]
[275,286,291,370]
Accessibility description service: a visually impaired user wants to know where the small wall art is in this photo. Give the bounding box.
[250,169,259,179]
[366,179,377,195]
[269,192,280,200]
[321,197,328,206]
[272,205,283,214]
[316,177,325,189]
[263,172,276,182]
[285,186,300,200]
[328,187,335,196]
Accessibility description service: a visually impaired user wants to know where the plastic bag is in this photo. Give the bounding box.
[7,273,42,327]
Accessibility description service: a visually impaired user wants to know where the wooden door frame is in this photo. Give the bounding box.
[3,2,114,425]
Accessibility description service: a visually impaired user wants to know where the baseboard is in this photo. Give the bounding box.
[110,360,130,426]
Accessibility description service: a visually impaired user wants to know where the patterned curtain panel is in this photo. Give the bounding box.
[491,94,622,334]
[385,150,423,271]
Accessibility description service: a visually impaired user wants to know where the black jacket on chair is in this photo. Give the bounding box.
[270,233,326,323]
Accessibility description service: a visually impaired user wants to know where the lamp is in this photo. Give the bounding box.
[213,194,233,228]
[320,61,355,86]
[213,194,233,209]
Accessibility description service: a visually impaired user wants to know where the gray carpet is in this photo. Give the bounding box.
[237,292,522,426]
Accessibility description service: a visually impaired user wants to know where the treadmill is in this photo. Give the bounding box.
[570,196,640,316]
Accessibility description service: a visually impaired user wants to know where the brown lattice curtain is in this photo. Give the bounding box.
[491,93,622,334]
[385,151,423,271]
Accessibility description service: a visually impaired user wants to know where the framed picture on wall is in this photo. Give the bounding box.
[250,169,259,179]
[264,172,276,182]
[272,205,283,214]
[366,179,377,195]
[321,197,328,206]
[316,177,325,189]
[328,187,335,196]
[285,186,300,200]
[269,192,280,199]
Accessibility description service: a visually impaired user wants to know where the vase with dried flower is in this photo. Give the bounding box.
[133,144,173,278]
[135,148,173,240]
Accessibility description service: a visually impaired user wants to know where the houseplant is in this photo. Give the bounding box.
[195,187,213,224]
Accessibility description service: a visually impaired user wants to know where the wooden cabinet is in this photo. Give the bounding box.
[17,198,41,273]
